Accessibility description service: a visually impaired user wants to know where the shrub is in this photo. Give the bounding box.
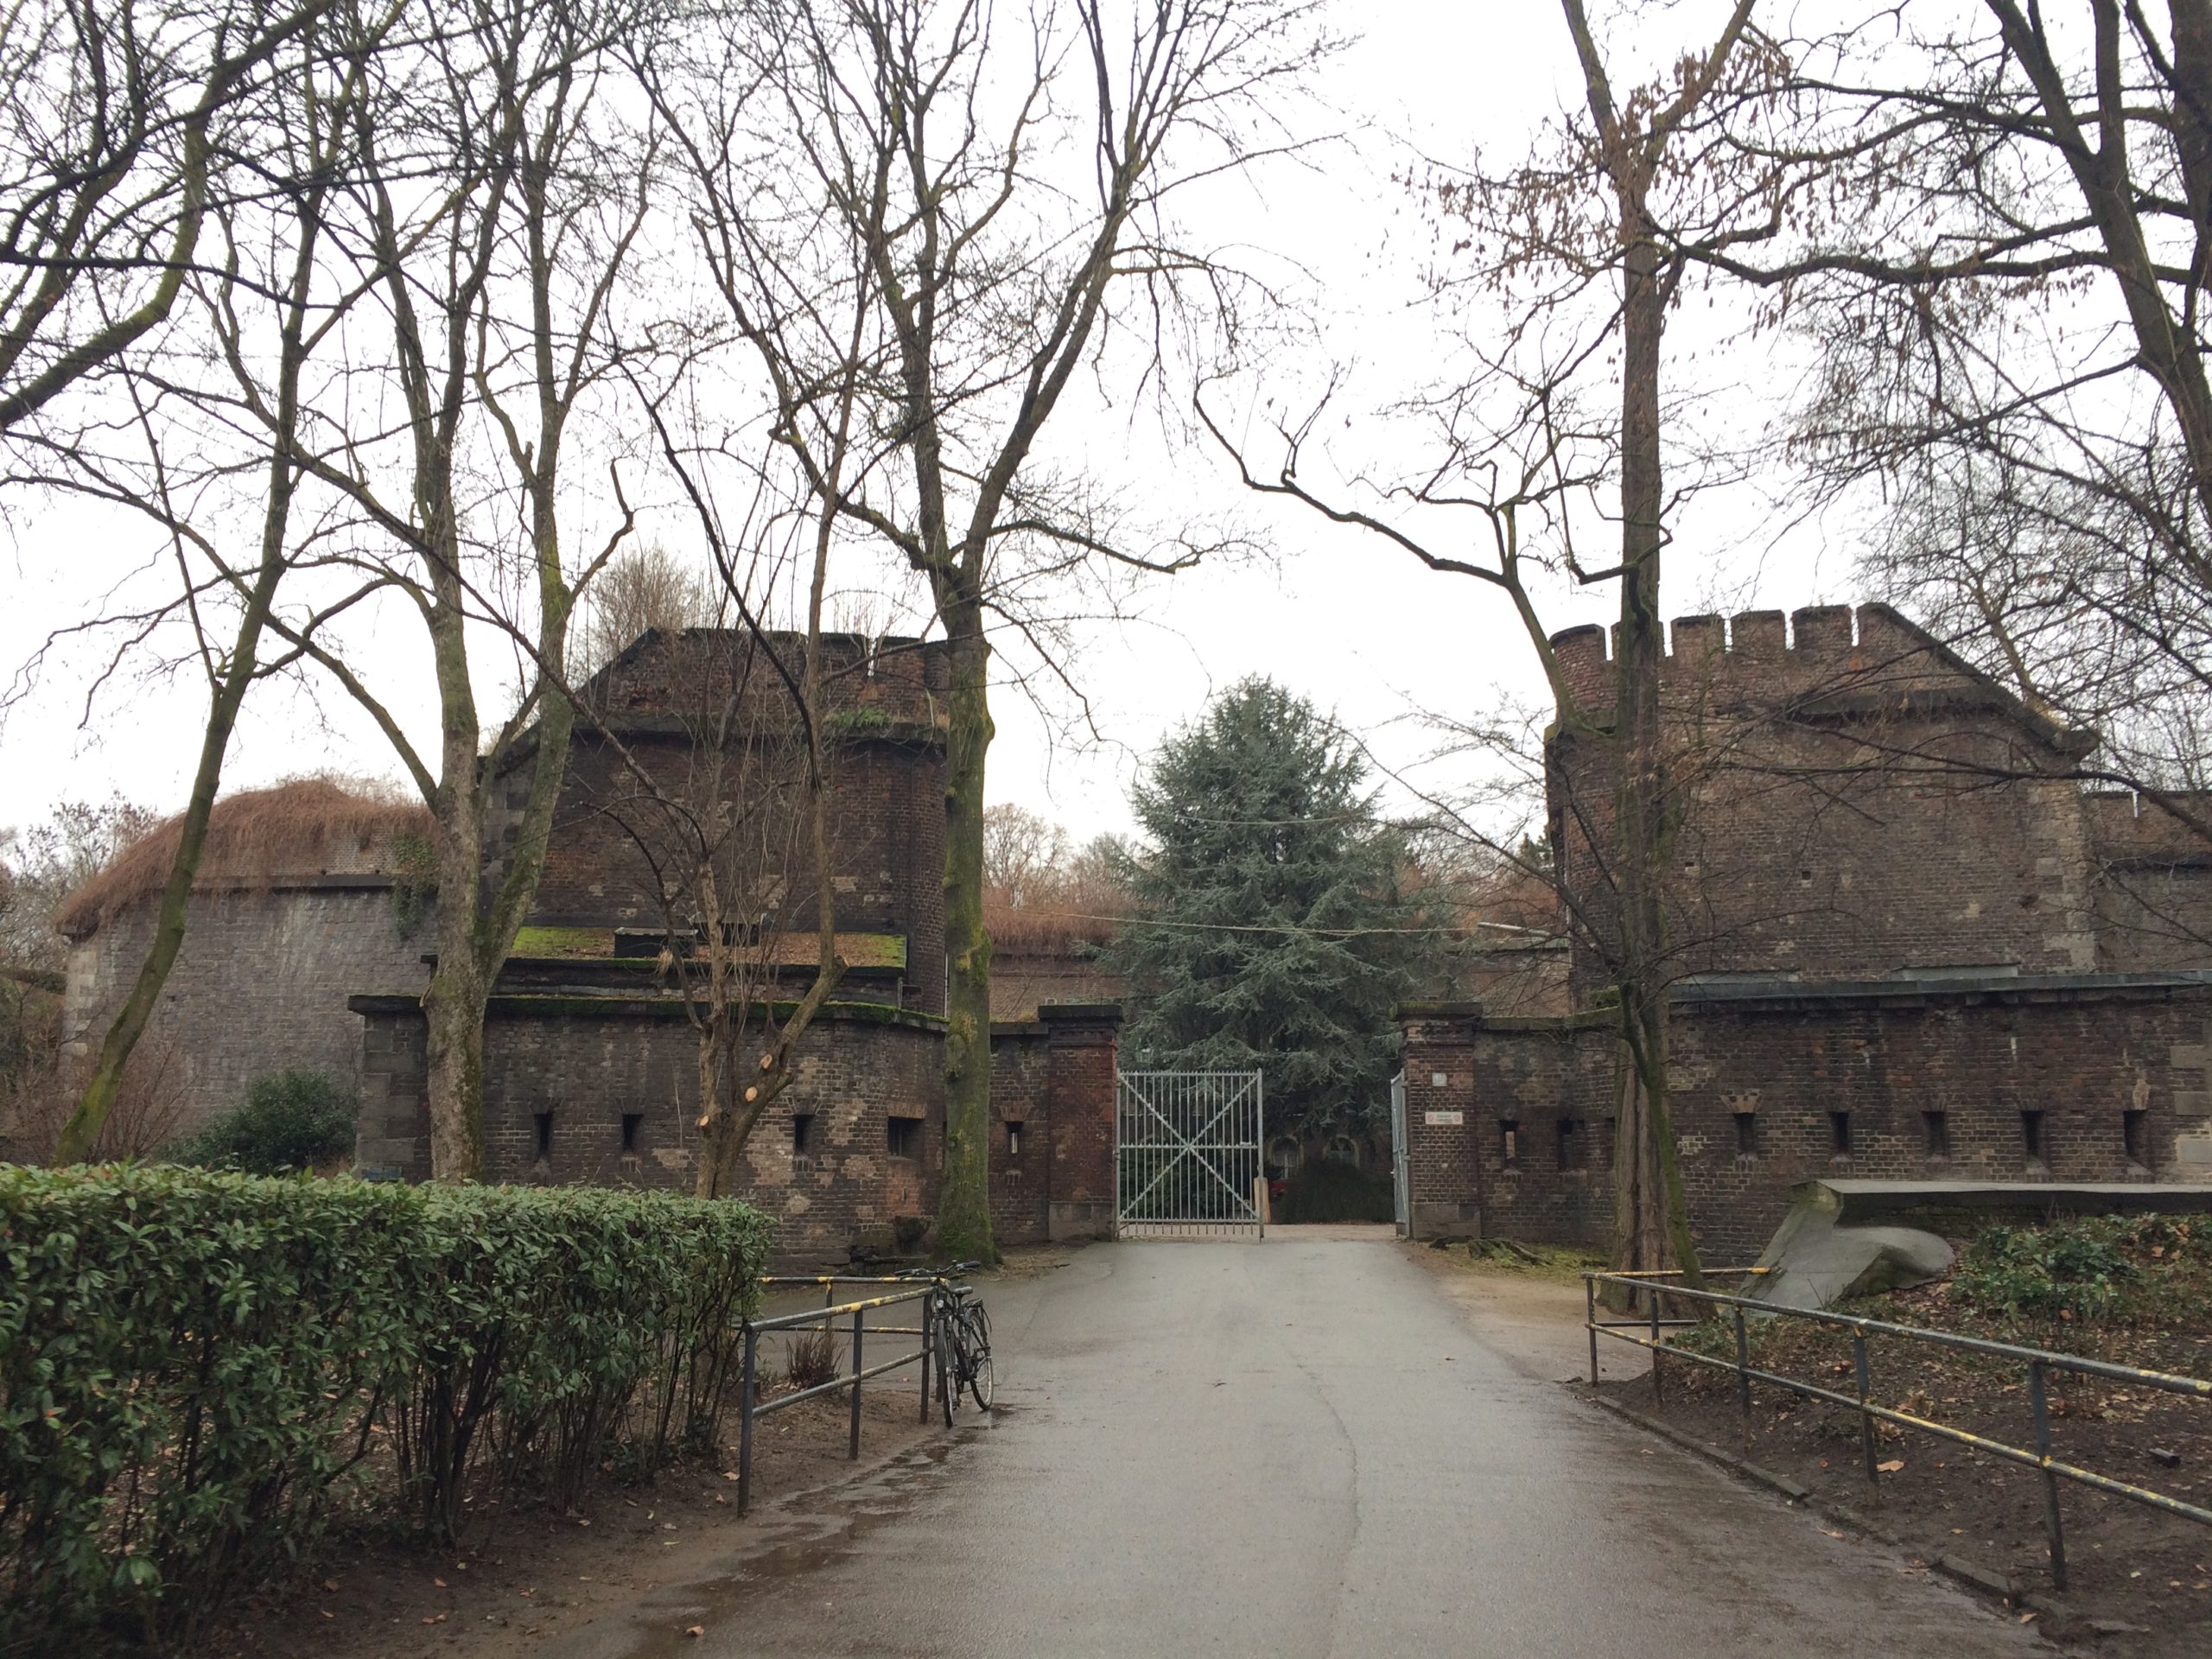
[1274,1158,1395,1224]
[1948,1216,2208,1324]
[168,1067,357,1173]
[0,1166,771,1650]
[781,1326,842,1393]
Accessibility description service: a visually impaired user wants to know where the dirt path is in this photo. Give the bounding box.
[1404,1238,1649,1382]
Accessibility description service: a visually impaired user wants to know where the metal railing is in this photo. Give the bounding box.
[1582,1268,2212,1591]
[735,1274,961,1515]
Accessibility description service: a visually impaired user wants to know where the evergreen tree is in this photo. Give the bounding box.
[1107,678,1432,1137]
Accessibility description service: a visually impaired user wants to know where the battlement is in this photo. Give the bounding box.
[1548,602,2018,726]
[591,628,947,724]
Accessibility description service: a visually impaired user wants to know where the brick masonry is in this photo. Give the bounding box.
[56,628,1115,1261]
[1405,978,2212,1259]
[62,881,429,1135]
[503,630,949,1015]
[1548,604,2112,1001]
[353,994,1119,1262]
[1402,603,2212,1258]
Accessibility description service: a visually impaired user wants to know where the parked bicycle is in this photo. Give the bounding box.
[898,1261,994,1422]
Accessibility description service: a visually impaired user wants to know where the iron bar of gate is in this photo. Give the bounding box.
[1116,1070,1263,1236]
[734,1284,938,1515]
[1581,1270,2212,1591]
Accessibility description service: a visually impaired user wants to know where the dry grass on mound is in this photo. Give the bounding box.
[986,889,1123,955]
[54,776,431,939]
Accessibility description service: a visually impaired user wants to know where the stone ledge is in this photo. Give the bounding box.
[347,992,948,1032]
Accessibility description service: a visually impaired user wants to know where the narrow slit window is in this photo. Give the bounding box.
[791,1113,814,1156]
[1922,1110,1948,1159]
[534,1111,554,1159]
[1006,1122,1024,1159]
[2021,1109,2045,1161]
[887,1116,921,1160]
[1555,1118,1579,1170]
[2124,1108,2150,1167]
[1829,1110,1853,1156]
[1733,1111,1758,1157]
[620,1112,643,1154]
[1499,1119,1520,1169]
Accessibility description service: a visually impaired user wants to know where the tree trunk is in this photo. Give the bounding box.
[54,565,281,1160]
[423,948,488,1180]
[696,1009,733,1198]
[934,600,997,1262]
[55,178,321,1157]
[1605,215,1703,1291]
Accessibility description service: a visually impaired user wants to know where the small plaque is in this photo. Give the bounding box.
[1424,1109,1465,1127]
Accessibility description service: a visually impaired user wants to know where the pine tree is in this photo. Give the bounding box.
[1107,679,1432,1138]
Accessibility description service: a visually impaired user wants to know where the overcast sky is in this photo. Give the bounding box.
[0,3,1867,853]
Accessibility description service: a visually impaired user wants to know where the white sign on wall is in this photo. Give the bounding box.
[1424,1109,1465,1127]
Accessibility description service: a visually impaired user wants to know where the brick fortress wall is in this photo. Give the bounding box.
[354,996,1118,1262]
[2084,790,2212,971]
[1403,979,2212,1259]
[62,882,429,1136]
[494,630,950,1014]
[1548,604,2104,1001]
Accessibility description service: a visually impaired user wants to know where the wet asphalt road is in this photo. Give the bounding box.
[619,1236,2044,1658]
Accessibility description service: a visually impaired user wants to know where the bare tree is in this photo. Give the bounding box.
[1682,2,2212,825]
[558,388,862,1197]
[3,0,397,1159]
[982,804,1069,912]
[1203,0,1783,1284]
[0,0,345,431]
[656,0,1330,1258]
[571,542,711,683]
[237,0,664,1179]
[568,620,827,1197]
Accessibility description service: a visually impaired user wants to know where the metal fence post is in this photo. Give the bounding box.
[2030,1360,2069,1591]
[1733,1305,1752,1436]
[737,1324,758,1516]
[1853,1331,1879,1490]
[1586,1274,1599,1386]
[849,1306,865,1459]
[918,1290,933,1423]
[1649,1287,1662,1404]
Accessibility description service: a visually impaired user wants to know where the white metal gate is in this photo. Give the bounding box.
[1116,1070,1264,1237]
[1389,1070,1410,1236]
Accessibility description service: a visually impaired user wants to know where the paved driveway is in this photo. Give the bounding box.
[589,1235,2044,1658]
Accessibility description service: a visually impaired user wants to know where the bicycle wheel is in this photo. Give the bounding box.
[961,1300,994,1412]
[931,1294,957,1427]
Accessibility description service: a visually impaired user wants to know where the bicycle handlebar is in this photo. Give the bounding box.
[885,1261,983,1282]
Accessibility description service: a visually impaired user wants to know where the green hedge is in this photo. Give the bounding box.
[0,1166,772,1652]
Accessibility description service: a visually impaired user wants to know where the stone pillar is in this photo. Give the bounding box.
[348,995,429,1180]
[1399,1005,1483,1240]
[1038,1002,1122,1241]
